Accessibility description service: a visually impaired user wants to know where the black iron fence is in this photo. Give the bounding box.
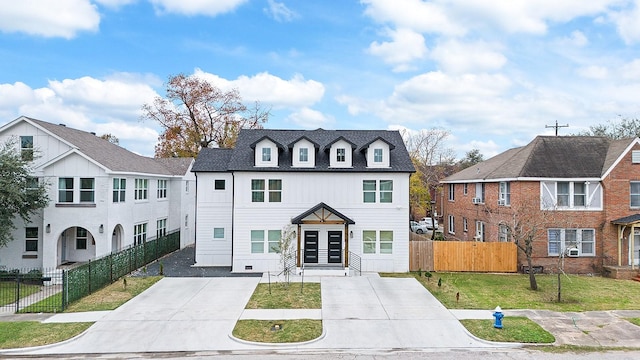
[0,230,180,314]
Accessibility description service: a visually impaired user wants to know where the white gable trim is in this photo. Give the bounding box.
[40,148,109,173]
[602,138,640,179]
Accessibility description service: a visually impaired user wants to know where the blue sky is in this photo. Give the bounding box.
[1,0,640,159]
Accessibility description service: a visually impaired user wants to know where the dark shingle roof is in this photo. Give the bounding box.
[27,117,192,176]
[193,128,415,173]
[192,148,233,172]
[443,135,636,182]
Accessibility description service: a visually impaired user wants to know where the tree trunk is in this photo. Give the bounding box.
[557,271,562,302]
[526,256,538,290]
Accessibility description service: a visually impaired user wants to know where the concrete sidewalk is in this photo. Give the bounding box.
[2,275,505,355]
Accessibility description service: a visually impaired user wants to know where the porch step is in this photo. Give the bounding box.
[301,268,350,277]
[632,274,640,282]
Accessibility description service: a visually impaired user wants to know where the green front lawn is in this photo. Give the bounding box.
[0,282,42,306]
[387,272,640,312]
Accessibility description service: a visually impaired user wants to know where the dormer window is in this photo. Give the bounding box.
[299,148,308,162]
[262,148,271,162]
[374,148,383,163]
[337,148,346,162]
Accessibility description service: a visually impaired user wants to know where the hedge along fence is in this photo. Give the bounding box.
[64,230,180,307]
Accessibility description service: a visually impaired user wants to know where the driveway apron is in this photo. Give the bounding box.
[14,275,503,355]
[311,276,493,349]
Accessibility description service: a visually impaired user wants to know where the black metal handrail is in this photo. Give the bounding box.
[349,251,361,276]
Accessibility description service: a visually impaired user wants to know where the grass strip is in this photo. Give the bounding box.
[0,322,93,349]
[245,282,321,309]
[460,317,555,343]
[233,319,322,343]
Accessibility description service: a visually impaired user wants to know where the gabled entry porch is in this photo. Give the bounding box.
[291,202,355,273]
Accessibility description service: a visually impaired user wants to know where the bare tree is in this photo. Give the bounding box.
[403,129,456,239]
[493,195,558,291]
[274,224,297,284]
[100,133,119,145]
[141,73,270,158]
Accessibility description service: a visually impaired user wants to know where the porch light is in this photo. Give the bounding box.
[349,231,353,238]
[46,224,50,233]
[99,224,104,233]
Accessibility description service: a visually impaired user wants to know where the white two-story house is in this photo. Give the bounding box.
[192,129,415,274]
[0,116,195,270]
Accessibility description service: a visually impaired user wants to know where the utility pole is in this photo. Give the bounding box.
[545,120,569,136]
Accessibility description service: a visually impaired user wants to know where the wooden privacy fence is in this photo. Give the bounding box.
[410,241,518,273]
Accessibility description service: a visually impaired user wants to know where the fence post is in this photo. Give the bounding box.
[15,273,20,314]
[62,270,67,311]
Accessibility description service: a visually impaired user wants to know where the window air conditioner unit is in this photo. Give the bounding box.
[497,199,506,206]
[473,235,482,241]
[566,248,579,257]
[472,197,482,204]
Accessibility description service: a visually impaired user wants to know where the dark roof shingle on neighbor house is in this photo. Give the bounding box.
[193,128,415,173]
[443,135,637,182]
[27,117,193,176]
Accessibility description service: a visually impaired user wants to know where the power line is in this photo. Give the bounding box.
[545,120,569,136]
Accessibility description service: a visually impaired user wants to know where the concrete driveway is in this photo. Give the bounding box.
[9,275,505,355]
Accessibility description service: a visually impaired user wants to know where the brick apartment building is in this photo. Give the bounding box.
[441,136,640,277]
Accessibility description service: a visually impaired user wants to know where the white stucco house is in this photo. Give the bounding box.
[0,116,195,270]
[192,129,415,274]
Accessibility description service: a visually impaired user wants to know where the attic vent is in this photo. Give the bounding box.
[90,132,96,135]
[633,150,640,164]
[59,124,66,127]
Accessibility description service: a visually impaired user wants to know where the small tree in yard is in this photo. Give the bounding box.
[495,197,557,291]
[273,224,297,284]
[0,139,49,248]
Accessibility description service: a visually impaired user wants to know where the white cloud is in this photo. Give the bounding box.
[286,107,333,128]
[95,0,136,8]
[368,28,428,72]
[193,69,325,109]
[362,0,465,36]
[556,30,589,47]
[577,65,609,80]
[0,0,100,38]
[0,75,161,155]
[264,0,298,22]
[610,0,640,44]
[430,40,507,73]
[149,0,248,16]
[620,59,640,80]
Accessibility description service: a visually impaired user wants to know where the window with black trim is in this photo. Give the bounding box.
[25,227,38,252]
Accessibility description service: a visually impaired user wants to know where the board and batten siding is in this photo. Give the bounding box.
[194,172,234,266]
[231,171,410,273]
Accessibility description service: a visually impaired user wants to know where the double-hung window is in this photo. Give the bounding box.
[379,231,393,254]
[557,182,570,207]
[58,178,74,203]
[156,218,167,238]
[20,136,33,161]
[252,179,265,202]
[547,228,595,256]
[262,148,271,162]
[268,230,281,253]
[268,180,282,202]
[475,221,485,241]
[135,179,148,200]
[573,182,586,206]
[157,180,167,199]
[299,148,308,162]
[499,182,510,205]
[362,230,376,254]
[113,178,126,202]
[379,180,393,203]
[336,148,346,162]
[363,180,376,203]
[631,181,640,207]
[373,148,383,163]
[80,178,95,202]
[448,215,455,234]
[25,227,38,252]
[448,183,455,201]
[251,230,265,253]
[76,227,88,250]
[498,224,509,242]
